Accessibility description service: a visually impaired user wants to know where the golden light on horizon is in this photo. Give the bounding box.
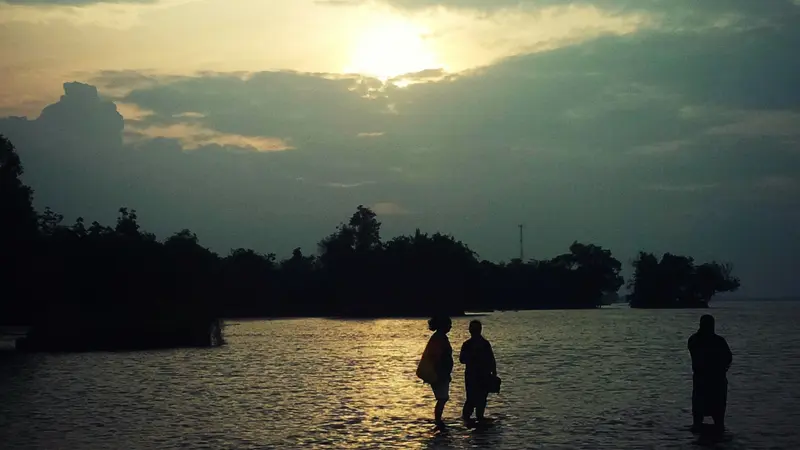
[344,19,443,80]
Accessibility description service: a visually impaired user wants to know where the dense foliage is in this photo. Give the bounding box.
[0,134,740,327]
[1,135,38,323]
[627,252,741,308]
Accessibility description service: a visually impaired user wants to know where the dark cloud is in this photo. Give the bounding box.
[0,80,416,260]
[319,0,800,35]
[320,0,799,18]
[3,18,800,296]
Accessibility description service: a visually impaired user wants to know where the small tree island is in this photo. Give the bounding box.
[627,252,741,308]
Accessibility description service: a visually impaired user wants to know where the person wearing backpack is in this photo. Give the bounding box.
[416,316,453,427]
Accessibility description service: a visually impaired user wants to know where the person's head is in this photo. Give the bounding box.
[699,314,715,333]
[428,316,452,333]
[469,320,482,337]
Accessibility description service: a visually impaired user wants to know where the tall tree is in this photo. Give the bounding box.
[548,242,624,307]
[349,205,382,253]
[0,135,37,242]
[0,135,38,323]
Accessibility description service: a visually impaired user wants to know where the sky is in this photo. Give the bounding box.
[0,0,798,297]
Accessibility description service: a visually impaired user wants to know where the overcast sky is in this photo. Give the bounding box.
[1,0,798,297]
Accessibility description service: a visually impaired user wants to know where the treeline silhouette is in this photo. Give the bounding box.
[1,134,741,334]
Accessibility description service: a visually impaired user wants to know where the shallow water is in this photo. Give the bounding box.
[1,301,798,449]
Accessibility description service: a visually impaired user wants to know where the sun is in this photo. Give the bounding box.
[345,19,442,81]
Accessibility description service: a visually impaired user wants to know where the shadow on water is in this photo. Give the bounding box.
[422,418,504,450]
[466,421,504,449]
[689,426,741,450]
[423,425,453,449]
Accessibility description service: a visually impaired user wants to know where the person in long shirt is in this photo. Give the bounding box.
[459,320,497,423]
[688,314,733,433]
[419,316,453,427]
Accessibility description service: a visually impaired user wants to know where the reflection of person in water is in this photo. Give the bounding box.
[459,320,497,423]
[688,314,733,433]
[418,316,453,427]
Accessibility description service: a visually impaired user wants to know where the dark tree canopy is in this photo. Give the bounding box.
[0,135,38,321]
[627,252,741,308]
[477,241,624,311]
[0,135,37,241]
[0,134,742,334]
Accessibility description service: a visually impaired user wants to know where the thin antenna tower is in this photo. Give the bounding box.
[518,223,524,261]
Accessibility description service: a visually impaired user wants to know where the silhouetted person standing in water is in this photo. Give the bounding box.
[459,320,496,423]
[688,314,732,433]
[417,316,453,427]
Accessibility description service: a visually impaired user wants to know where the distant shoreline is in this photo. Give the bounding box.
[7,299,796,330]
[221,307,607,322]
[223,312,490,322]
[716,297,800,302]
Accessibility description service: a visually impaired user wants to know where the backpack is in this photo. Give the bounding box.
[416,337,441,384]
[416,356,438,384]
[488,374,502,394]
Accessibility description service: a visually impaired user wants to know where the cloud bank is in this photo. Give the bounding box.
[2,2,799,297]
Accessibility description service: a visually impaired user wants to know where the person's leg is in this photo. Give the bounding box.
[435,399,447,424]
[433,381,450,425]
[462,399,474,421]
[691,380,704,430]
[711,414,724,433]
[475,390,488,420]
[691,415,704,432]
[463,378,475,420]
[711,382,727,433]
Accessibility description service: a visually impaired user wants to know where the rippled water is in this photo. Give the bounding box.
[1,301,798,449]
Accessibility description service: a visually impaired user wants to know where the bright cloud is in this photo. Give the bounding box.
[372,202,413,215]
[128,122,293,152]
[114,102,155,121]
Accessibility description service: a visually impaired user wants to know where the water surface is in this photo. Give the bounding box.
[1,301,798,449]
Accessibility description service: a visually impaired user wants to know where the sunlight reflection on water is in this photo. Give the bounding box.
[1,301,799,449]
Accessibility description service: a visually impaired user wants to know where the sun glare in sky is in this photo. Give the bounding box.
[345,19,443,80]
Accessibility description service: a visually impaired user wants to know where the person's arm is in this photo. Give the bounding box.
[459,341,468,365]
[444,342,454,374]
[488,342,497,375]
[723,338,733,371]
